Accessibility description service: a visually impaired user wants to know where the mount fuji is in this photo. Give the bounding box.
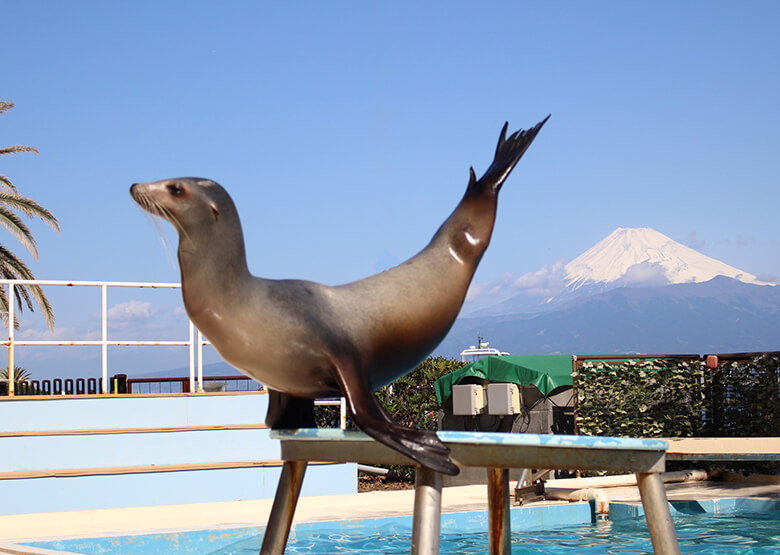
[564,227,771,291]
[466,227,774,318]
[436,227,779,357]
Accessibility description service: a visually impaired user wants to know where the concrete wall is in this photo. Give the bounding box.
[0,393,356,515]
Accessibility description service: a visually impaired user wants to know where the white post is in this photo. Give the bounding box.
[101,284,108,393]
[340,396,347,430]
[7,283,14,396]
[197,329,204,392]
[188,321,195,393]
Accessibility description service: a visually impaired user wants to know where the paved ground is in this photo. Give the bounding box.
[0,475,777,550]
[0,484,494,545]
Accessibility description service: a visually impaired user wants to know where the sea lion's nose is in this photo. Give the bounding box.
[129,183,146,197]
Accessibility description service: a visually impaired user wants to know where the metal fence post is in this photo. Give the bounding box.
[8,282,14,396]
[197,329,204,392]
[188,321,195,393]
[101,284,108,393]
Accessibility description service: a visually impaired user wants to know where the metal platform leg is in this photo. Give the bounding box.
[636,471,681,555]
[260,460,308,555]
[487,467,511,555]
[411,466,442,555]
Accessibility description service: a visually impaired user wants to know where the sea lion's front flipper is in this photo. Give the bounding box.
[333,361,460,476]
[265,390,316,429]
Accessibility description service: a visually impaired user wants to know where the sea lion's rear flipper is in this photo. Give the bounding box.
[266,390,316,429]
[333,361,460,476]
[467,115,550,195]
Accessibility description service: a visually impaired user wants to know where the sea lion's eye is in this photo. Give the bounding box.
[167,183,184,196]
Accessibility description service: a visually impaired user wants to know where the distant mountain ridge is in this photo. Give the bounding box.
[437,276,780,357]
[443,227,779,357]
[469,227,774,318]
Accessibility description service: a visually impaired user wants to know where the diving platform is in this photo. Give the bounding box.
[264,430,679,555]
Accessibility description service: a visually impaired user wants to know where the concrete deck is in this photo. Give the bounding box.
[0,484,495,545]
[1,476,778,549]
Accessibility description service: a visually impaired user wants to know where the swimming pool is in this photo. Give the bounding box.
[215,514,780,554]
[24,498,780,554]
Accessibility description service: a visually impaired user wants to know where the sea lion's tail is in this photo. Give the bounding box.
[467,115,550,195]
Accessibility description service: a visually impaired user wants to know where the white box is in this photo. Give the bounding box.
[452,384,487,415]
[487,383,521,415]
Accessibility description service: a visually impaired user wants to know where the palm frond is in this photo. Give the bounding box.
[0,175,17,192]
[11,276,35,312]
[0,244,36,279]
[0,205,37,258]
[0,145,40,156]
[0,286,9,328]
[0,284,20,331]
[0,244,55,329]
[0,191,60,232]
[0,99,57,329]
[0,366,31,382]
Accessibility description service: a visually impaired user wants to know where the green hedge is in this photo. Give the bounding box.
[702,353,780,438]
[575,354,780,439]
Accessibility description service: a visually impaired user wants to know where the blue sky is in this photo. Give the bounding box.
[3,2,779,378]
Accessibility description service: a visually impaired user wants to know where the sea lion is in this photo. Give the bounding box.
[131,117,548,475]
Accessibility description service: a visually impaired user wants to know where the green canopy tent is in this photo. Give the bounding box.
[435,355,574,405]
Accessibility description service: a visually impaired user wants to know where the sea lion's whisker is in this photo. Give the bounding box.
[131,191,188,264]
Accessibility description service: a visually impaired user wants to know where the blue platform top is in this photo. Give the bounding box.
[271,429,668,452]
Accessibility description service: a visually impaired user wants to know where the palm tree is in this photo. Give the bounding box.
[0,101,59,329]
[1,365,31,382]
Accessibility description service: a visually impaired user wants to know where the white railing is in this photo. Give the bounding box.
[1,279,206,395]
[1,279,348,428]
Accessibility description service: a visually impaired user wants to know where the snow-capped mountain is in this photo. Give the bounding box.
[468,227,774,317]
[442,227,780,356]
[564,227,772,290]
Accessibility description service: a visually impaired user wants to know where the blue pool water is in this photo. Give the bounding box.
[209,513,780,554]
[26,499,780,554]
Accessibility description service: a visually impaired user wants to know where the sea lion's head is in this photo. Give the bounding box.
[130,177,236,234]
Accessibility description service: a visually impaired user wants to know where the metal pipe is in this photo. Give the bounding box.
[487,467,511,555]
[8,282,14,396]
[2,340,193,346]
[546,469,707,489]
[101,284,108,393]
[357,464,389,476]
[636,472,681,555]
[197,329,204,392]
[313,398,348,429]
[260,460,308,555]
[411,466,442,555]
[188,322,195,393]
[0,279,181,288]
[545,487,611,514]
[571,355,578,435]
